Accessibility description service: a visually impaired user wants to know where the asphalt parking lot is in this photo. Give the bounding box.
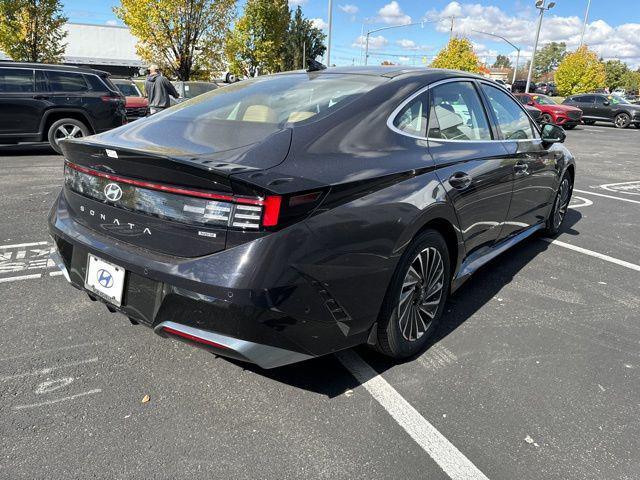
[1,124,639,480]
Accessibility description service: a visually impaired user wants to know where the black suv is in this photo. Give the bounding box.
[535,82,557,96]
[511,80,536,93]
[563,93,640,128]
[0,62,126,153]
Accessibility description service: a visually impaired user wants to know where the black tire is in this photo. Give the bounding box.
[374,229,450,359]
[541,113,553,124]
[563,124,576,130]
[545,171,573,236]
[614,112,631,129]
[584,120,596,126]
[47,118,90,154]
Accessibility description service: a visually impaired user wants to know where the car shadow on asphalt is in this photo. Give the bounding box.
[225,209,583,397]
[0,143,57,156]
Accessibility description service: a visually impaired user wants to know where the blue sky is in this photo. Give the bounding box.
[63,0,640,68]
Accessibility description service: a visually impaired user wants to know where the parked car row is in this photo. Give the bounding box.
[516,94,582,129]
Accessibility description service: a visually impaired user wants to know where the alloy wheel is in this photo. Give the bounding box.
[54,124,85,145]
[614,113,630,128]
[398,247,444,342]
[553,177,571,229]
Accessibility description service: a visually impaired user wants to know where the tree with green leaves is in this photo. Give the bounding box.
[225,0,290,77]
[114,0,236,81]
[533,42,566,80]
[0,0,67,63]
[430,37,481,73]
[492,54,512,69]
[620,70,640,95]
[603,59,629,91]
[555,47,606,96]
[283,6,326,71]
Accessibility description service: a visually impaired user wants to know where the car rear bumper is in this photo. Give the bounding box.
[48,191,370,368]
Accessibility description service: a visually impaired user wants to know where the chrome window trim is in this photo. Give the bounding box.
[387,76,541,143]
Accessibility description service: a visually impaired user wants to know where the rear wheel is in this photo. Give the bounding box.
[614,113,631,129]
[545,172,573,236]
[47,118,90,154]
[374,230,450,359]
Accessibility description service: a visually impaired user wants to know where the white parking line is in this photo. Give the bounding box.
[542,238,640,272]
[569,196,593,209]
[336,350,490,480]
[0,241,49,250]
[600,180,640,196]
[0,273,42,284]
[573,189,640,205]
[0,357,99,382]
[13,389,102,410]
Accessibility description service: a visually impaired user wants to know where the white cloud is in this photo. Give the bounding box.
[105,19,118,26]
[377,1,411,26]
[311,18,328,30]
[397,39,417,50]
[288,0,307,6]
[425,1,640,68]
[398,56,411,63]
[352,35,388,50]
[339,4,359,15]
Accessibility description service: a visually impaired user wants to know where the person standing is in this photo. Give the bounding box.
[144,65,179,115]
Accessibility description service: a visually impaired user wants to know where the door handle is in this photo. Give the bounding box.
[449,172,472,190]
[33,95,50,100]
[514,161,529,175]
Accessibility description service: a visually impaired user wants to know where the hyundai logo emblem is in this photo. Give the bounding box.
[104,183,123,202]
[97,269,114,288]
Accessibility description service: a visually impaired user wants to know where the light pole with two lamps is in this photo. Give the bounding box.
[525,0,556,93]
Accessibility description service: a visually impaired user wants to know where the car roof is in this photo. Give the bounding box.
[276,66,488,84]
[0,61,109,75]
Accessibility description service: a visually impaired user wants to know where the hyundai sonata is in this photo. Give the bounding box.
[49,67,575,368]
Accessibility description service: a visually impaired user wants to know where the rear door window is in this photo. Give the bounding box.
[427,81,492,141]
[480,83,536,140]
[393,92,428,137]
[46,71,90,92]
[84,74,109,92]
[0,68,34,93]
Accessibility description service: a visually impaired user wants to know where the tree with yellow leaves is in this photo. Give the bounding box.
[430,38,481,73]
[0,0,67,63]
[114,0,236,80]
[555,46,606,96]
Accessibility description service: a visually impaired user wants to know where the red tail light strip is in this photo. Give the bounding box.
[65,161,264,206]
[162,326,229,350]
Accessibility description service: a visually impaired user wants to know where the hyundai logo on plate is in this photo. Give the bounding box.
[104,183,123,202]
[97,269,114,288]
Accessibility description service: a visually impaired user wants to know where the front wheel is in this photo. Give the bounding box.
[545,172,573,236]
[541,113,553,124]
[47,118,90,154]
[374,230,450,359]
[563,124,576,130]
[584,120,596,126]
[614,113,631,129]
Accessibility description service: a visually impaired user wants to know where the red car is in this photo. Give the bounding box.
[515,93,583,129]
[112,78,149,121]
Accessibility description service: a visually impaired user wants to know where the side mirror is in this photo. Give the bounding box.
[541,123,566,145]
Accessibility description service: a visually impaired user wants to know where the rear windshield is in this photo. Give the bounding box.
[166,73,386,131]
[114,81,141,96]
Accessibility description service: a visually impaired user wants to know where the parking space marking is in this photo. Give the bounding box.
[573,189,640,205]
[0,357,99,382]
[0,342,102,362]
[337,350,490,480]
[0,241,48,250]
[600,180,640,196]
[542,238,640,272]
[13,389,102,410]
[0,273,42,284]
[569,196,593,209]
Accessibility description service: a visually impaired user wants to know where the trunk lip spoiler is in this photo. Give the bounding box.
[65,160,265,205]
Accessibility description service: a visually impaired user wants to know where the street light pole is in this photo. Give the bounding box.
[327,0,333,66]
[579,0,592,48]
[364,21,429,66]
[471,30,521,85]
[525,0,555,94]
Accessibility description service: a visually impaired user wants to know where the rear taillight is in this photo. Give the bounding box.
[162,326,229,350]
[64,161,282,230]
[101,95,124,104]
